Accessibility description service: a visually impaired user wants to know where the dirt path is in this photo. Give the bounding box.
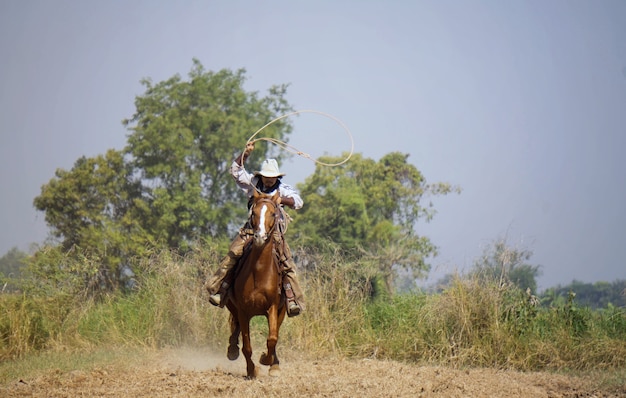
[2,347,622,397]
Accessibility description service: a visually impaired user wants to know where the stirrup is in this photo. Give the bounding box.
[287,299,301,317]
[209,293,222,307]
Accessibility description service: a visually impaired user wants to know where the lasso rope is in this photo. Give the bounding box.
[244,109,354,167]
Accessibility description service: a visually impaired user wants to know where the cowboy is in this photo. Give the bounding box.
[206,142,304,317]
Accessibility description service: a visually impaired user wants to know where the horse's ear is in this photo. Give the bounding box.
[253,188,261,200]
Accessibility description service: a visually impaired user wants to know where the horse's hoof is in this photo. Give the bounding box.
[244,367,258,379]
[227,345,239,361]
[259,352,272,366]
[268,365,281,377]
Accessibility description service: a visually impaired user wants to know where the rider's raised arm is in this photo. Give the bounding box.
[230,145,255,193]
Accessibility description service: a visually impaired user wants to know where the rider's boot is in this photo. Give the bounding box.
[280,253,304,317]
[206,232,248,308]
[278,240,304,317]
[207,255,238,307]
[209,281,230,308]
[283,279,301,317]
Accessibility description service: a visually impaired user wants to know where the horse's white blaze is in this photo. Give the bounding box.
[258,203,268,239]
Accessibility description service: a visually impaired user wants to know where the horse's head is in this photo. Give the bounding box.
[249,189,280,247]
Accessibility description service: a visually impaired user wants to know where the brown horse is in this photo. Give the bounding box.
[225,189,287,379]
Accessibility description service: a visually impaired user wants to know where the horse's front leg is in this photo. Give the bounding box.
[239,315,257,379]
[260,305,281,377]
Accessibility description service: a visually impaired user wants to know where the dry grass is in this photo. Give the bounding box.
[2,246,625,384]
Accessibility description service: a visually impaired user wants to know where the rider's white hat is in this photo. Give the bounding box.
[255,159,285,178]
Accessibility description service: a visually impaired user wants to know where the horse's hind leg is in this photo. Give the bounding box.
[227,310,240,361]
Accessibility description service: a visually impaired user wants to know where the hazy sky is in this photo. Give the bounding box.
[1,1,625,290]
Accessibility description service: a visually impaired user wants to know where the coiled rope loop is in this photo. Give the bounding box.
[244,109,354,167]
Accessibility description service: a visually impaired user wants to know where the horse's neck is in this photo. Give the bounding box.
[248,240,277,270]
[235,240,279,297]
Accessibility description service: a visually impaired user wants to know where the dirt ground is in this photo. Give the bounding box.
[2,347,624,397]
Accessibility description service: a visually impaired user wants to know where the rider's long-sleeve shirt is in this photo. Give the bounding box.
[230,161,304,210]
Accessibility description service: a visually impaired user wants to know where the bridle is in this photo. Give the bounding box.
[250,198,279,243]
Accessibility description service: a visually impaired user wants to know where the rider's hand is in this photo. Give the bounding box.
[244,142,255,157]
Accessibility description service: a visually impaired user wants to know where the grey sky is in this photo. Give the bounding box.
[1,1,625,290]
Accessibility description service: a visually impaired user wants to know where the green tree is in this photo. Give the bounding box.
[33,149,149,290]
[471,238,541,293]
[293,152,458,295]
[542,279,626,309]
[0,247,28,292]
[33,60,295,291]
[123,59,293,249]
